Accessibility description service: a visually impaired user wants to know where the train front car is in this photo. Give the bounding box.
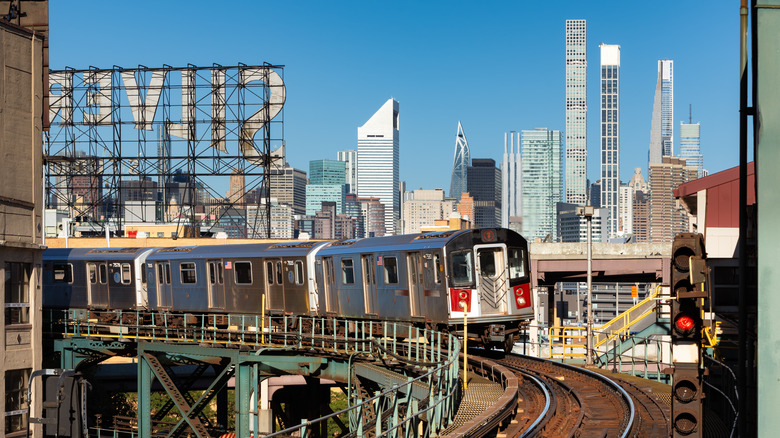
[444,228,532,353]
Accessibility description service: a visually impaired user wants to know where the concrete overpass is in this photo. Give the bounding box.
[529,242,672,287]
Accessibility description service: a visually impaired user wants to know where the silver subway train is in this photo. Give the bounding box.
[43,228,532,351]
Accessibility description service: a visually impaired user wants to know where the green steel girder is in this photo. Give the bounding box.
[355,363,430,401]
[54,338,135,370]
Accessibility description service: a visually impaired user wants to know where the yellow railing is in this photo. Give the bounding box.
[548,285,663,359]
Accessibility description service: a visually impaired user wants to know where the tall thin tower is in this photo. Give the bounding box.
[501,132,522,227]
[357,99,400,235]
[449,121,470,199]
[565,19,587,205]
[600,44,621,238]
[649,60,674,164]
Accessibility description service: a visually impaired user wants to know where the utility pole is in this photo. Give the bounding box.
[577,205,595,365]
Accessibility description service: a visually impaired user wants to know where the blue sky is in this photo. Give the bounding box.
[50,1,740,194]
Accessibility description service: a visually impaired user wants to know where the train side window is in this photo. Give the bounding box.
[99,264,107,284]
[53,264,73,283]
[450,251,473,286]
[121,263,132,284]
[276,261,283,284]
[235,261,252,285]
[508,247,526,280]
[341,258,354,284]
[180,262,197,284]
[266,262,274,285]
[218,262,224,284]
[88,264,97,284]
[433,254,442,284]
[156,264,163,284]
[383,257,398,284]
[165,263,171,285]
[140,265,147,286]
[295,261,304,285]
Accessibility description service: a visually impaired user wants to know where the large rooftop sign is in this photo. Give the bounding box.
[45,64,286,234]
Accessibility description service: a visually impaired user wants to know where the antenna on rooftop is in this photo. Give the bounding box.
[689,104,692,124]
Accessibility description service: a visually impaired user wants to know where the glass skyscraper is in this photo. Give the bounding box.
[565,19,587,205]
[521,128,563,241]
[679,122,703,178]
[337,149,357,193]
[357,99,400,235]
[649,60,674,164]
[449,121,470,199]
[600,44,621,238]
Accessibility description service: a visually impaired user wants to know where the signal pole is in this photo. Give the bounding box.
[577,206,595,366]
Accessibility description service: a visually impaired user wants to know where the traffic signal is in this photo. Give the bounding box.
[670,232,707,437]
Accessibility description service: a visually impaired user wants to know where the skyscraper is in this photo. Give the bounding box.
[357,99,399,235]
[337,149,357,193]
[501,131,522,228]
[306,159,347,215]
[521,128,563,241]
[466,159,502,228]
[449,121,470,199]
[227,168,245,207]
[649,156,697,242]
[600,44,621,238]
[680,122,704,178]
[565,19,588,205]
[649,60,674,164]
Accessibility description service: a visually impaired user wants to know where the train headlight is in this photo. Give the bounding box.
[516,296,526,307]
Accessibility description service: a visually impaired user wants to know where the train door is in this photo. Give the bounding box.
[361,254,378,315]
[207,260,225,310]
[323,257,338,314]
[265,259,284,311]
[155,261,172,308]
[407,252,426,318]
[475,245,508,315]
[86,262,109,308]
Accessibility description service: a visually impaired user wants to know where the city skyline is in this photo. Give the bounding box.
[49,2,739,195]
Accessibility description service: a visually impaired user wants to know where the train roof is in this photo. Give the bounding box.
[144,240,333,261]
[317,229,468,255]
[43,247,159,262]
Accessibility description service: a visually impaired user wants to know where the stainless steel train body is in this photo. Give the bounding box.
[143,241,332,316]
[42,247,159,310]
[42,228,532,348]
[314,228,532,346]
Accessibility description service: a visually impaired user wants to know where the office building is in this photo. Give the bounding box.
[228,168,245,207]
[522,128,563,241]
[617,183,633,239]
[356,196,386,237]
[402,189,456,234]
[501,132,522,228]
[449,121,470,199]
[600,44,621,238]
[306,159,347,215]
[0,20,45,436]
[458,192,474,224]
[589,179,601,208]
[680,122,704,178]
[357,98,400,235]
[247,201,295,239]
[310,159,346,185]
[269,163,307,216]
[557,202,608,243]
[467,159,502,228]
[337,149,358,193]
[649,60,674,164]
[565,19,588,205]
[649,156,698,242]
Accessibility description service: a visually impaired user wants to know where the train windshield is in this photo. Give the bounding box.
[450,250,474,286]
[508,247,526,280]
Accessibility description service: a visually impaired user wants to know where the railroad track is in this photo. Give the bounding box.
[450,352,654,437]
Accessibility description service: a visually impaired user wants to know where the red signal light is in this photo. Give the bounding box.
[675,315,695,333]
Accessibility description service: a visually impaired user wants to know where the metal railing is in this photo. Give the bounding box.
[548,285,663,360]
[45,309,463,437]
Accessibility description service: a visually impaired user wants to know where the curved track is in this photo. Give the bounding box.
[452,352,643,437]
